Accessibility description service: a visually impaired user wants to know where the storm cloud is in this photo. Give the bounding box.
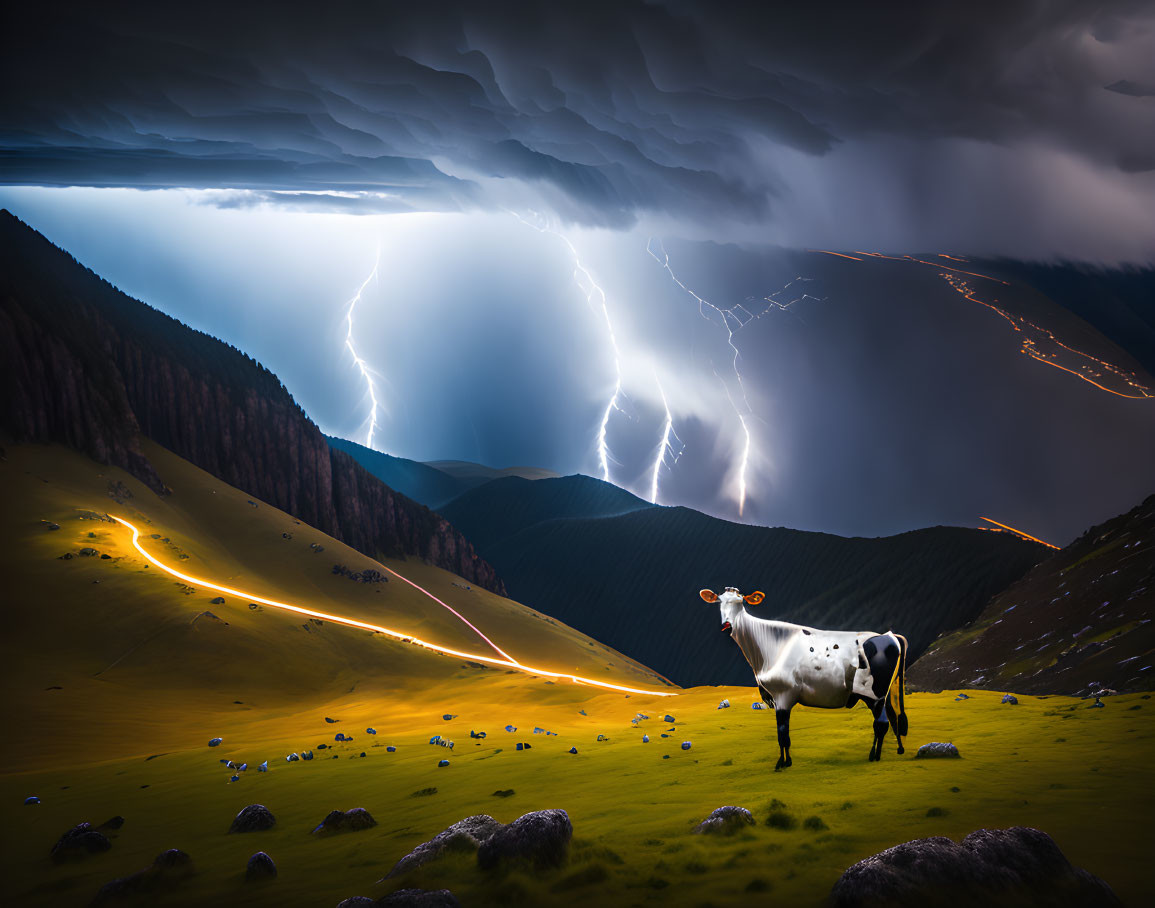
[3,1,1154,260]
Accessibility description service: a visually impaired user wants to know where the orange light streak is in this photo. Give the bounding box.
[811,250,863,261]
[979,517,1060,550]
[938,254,969,262]
[108,515,677,696]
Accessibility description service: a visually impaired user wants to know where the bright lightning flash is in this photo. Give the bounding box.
[344,249,383,450]
[648,371,683,504]
[507,211,625,482]
[648,238,822,516]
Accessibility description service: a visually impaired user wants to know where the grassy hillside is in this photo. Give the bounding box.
[910,494,1155,695]
[441,481,1048,687]
[1,444,1151,907]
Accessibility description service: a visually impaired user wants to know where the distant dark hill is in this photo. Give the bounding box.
[425,460,559,484]
[326,436,471,509]
[910,494,1155,696]
[440,476,1047,687]
[0,210,504,594]
[440,475,654,552]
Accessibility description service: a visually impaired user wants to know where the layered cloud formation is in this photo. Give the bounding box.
[3,1,1154,260]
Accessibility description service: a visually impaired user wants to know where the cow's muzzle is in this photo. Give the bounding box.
[720,621,732,634]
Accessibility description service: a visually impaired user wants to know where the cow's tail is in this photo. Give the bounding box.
[892,633,909,737]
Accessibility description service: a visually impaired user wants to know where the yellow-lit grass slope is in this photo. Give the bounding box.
[1,444,1151,907]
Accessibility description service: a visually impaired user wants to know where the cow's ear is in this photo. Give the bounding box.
[744,591,764,606]
[699,589,719,603]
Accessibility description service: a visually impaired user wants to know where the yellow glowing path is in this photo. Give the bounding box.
[109,515,677,697]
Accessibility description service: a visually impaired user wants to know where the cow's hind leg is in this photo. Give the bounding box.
[868,698,889,762]
[774,706,793,771]
[889,692,905,755]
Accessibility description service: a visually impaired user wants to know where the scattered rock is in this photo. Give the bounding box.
[50,822,111,861]
[312,808,377,837]
[1088,698,1105,709]
[477,809,573,871]
[325,717,340,723]
[210,597,225,604]
[79,547,98,556]
[59,552,74,559]
[386,815,504,878]
[442,714,457,721]
[492,789,515,798]
[24,796,40,805]
[751,702,767,710]
[379,890,461,907]
[46,523,61,530]
[229,805,276,833]
[717,699,730,709]
[954,693,970,701]
[642,734,649,743]
[208,737,223,747]
[92,848,195,904]
[387,746,397,752]
[693,806,755,835]
[1002,694,1018,705]
[438,759,450,767]
[336,899,376,908]
[681,741,692,750]
[367,727,377,734]
[663,714,675,723]
[569,747,578,754]
[915,742,961,759]
[245,851,277,880]
[828,826,1122,907]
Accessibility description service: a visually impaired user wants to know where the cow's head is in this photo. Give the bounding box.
[699,587,763,633]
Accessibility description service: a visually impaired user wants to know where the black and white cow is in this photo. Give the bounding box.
[701,587,908,770]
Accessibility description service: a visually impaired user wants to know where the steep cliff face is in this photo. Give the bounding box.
[0,210,504,594]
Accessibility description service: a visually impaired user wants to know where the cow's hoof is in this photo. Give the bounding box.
[774,758,788,771]
[897,746,905,755]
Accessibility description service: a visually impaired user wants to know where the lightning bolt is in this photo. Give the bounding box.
[648,238,822,516]
[647,371,683,504]
[507,211,625,482]
[343,249,383,450]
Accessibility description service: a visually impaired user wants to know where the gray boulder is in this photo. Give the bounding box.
[379,890,461,907]
[829,826,1121,907]
[312,807,377,837]
[915,742,961,759]
[92,849,195,904]
[477,809,572,871]
[229,804,276,833]
[1001,694,1018,705]
[50,822,111,861]
[245,851,277,880]
[693,806,755,835]
[335,900,376,908]
[386,815,503,878]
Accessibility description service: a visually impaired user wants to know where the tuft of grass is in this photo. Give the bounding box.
[746,878,772,893]
[803,816,828,831]
[551,864,610,891]
[926,807,948,817]
[492,788,515,797]
[410,787,437,797]
[766,810,798,830]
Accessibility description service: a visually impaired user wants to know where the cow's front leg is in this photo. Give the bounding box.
[774,707,793,770]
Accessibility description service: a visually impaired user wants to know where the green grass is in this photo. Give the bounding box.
[1,445,1152,907]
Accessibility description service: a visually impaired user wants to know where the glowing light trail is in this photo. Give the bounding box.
[507,211,624,481]
[821,249,1153,399]
[109,515,676,696]
[344,250,383,450]
[649,238,822,516]
[979,516,1061,550]
[647,372,682,504]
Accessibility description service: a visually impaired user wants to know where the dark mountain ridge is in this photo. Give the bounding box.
[439,477,1048,687]
[0,210,504,594]
[909,494,1155,695]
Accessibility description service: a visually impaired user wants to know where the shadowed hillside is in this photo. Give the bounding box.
[0,210,503,593]
[326,436,472,509]
[441,479,1048,687]
[910,494,1155,695]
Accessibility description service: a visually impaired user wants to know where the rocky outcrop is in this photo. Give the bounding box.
[829,826,1120,907]
[476,809,572,871]
[692,806,755,835]
[0,210,503,594]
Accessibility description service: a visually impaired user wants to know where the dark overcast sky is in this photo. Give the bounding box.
[1,1,1152,544]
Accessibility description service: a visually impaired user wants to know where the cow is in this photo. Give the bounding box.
[700,587,908,770]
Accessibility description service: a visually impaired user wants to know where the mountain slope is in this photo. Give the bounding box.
[909,494,1155,695]
[0,210,502,593]
[439,480,1047,687]
[326,435,472,509]
[440,474,655,552]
